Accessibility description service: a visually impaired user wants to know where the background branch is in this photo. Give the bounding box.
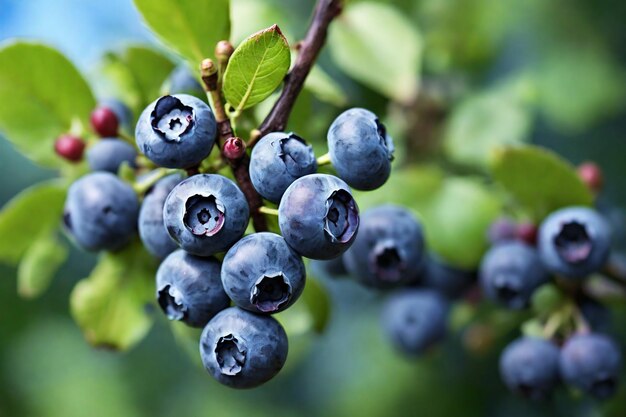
[257,0,343,139]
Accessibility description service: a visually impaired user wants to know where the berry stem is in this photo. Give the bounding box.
[258,0,343,136]
[133,168,181,196]
[542,311,564,339]
[200,58,268,232]
[316,152,332,166]
[258,207,279,216]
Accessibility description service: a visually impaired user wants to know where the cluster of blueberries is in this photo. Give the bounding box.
[482,207,622,400]
[58,71,397,388]
[55,65,622,395]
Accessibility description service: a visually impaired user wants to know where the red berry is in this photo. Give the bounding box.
[517,222,538,245]
[90,106,119,137]
[54,134,86,162]
[577,162,604,194]
[223,137,246,160]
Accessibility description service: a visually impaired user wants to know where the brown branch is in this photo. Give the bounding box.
[257,0,343,138]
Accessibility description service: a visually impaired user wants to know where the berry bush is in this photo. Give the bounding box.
[1,0,626,416]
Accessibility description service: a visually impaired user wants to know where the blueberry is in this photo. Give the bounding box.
[138,173,183,259]
[199,307,288,388]
[343,205,425,288]
[327,108,394,191]
[538,206,611,279]
[499,337,561,401]
[249,132,317,203]
[99,98,133,132]
[578,296,611,333]
[156,249,230,327]
[278,174,359,260]
[63,172,139,251]
[222,233,305,314]
[560,333,622,399]
[135,94,216,168]
[479,241,549,309]
[421,255,476,299]
[165,65,205,98]
[163,174,249,257]
[86,138,137,173]
[381,289,449,356]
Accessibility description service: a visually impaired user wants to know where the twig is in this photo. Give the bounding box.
[258,0,343,137]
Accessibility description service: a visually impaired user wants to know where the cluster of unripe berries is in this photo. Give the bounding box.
[59,73,396,387]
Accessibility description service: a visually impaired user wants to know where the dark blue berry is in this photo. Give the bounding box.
[499,337,561,401]
[221,233,305,314]
[343,205,425,288]
[327,108,394,191]
[163,174,249,257]
[479,241,549,309]
[249,132,317,203]
[278,174,359,260]
[86,138,137,173]
[138,173,182,259]
[381,289,449,356]
[538,206,611,279]
[135,94,216,168]
[156,249,230,327]
[199,307,288,389]
[63,172,138,251]
[560,333,622,399]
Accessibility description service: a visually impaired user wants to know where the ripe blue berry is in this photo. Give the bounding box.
[156,249,230,328]
[343,205,425,288]
[479,241,549,309]
[381,289,449,356]
[86,138,137,173]
[278,174,359,260]
[163,174,249,257]
[249,132,317,203]
[538,206,611,279]
[499,337,561,401]
[327,108,394,191]
[138,173,182,259]
[560,333,622,399]
[200,307,288,389]
[421,255,475,299]
[222,233,305,314]
[135,94,216,168]
[63,172,139,251]
[165,65,205,97]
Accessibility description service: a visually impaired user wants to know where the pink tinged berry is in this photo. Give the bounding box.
[517,222,538,245]
[54,134,86,162]
[90,106,119,137]
[577,162,604,194]
[223,137,246,160]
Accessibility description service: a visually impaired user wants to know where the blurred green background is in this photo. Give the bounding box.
[1,0,625,416]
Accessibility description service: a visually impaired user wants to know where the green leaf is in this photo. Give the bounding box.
[329,2,422,102]
[443,78,534,168]
[533,48,626,132]
[98,45,175,119]
[223,25,290,112]
[0,42,95,167]
[490,145,594,221]
[133,0,230,66]
[70,241,157,350]
[0,179,67,264]
[17,232,68,299]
